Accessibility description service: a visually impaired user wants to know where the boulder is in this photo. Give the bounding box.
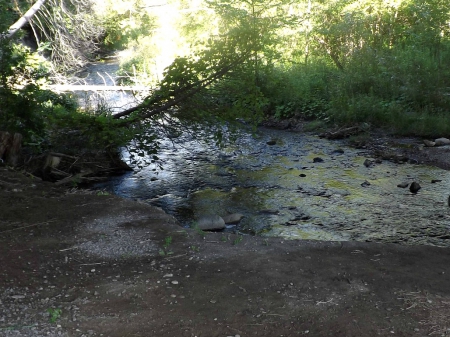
[221,213,244,224]
[423,140,435,147]
[196,215,225,231]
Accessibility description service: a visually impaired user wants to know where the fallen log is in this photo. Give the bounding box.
[319,126,361,140]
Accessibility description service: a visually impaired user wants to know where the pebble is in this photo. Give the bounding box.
[363,159,372,167]
[361,180,371,187]
[171,280,179,285]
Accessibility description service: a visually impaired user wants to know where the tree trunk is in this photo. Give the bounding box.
[3,0,48,39]
[0,132,23,166]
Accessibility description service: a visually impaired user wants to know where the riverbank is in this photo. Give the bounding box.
[1,136,450,336]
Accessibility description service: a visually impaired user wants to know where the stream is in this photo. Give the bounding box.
[84,60,450,247]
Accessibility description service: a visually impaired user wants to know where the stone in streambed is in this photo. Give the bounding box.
[409,182,421,194]
[196,215,225,231]
[363,159,372,167]
[361,180,371,187]
[313,157,324,163]
[397,182,409,188]
[423,140,435,147]
[221,213,244,224]
[434,138,450,146]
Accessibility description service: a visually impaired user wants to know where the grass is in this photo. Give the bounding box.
[233,235,243,245]
[159,236,173,256]
[47,308,62,323]
[191,222,206,238]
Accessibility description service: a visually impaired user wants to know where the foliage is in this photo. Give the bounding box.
[0,47,136,159]
[47,308,62,323]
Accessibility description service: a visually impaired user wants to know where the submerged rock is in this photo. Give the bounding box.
[397,182,409,188]
[361,180,371,187]
[196,215,225,231]
[313,157,324,163]
[363,159,372,167]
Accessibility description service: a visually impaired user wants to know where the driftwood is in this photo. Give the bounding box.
[25,150,132,185]
[319,126,361,140]
[0,132,23,166]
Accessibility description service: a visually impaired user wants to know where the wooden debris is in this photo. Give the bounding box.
[319,126,361,140]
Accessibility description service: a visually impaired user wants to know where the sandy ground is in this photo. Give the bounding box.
[1,136,450,337]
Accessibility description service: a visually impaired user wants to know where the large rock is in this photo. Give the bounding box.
[196,215,226,231]
[221,213,244,224]
[434,138,450,146]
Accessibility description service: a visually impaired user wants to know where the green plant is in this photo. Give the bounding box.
[233,235,243,245]
[190,245,200,252]
[96,191,110,196]
[47,308,62,323]
[191,223,206,238]
[159,236,173,256]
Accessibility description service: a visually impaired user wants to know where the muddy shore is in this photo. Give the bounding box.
[1,132,450,337]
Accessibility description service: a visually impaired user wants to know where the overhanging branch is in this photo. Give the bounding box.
[113,53,250,122]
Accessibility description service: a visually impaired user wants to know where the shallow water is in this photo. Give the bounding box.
[98,127,450,247]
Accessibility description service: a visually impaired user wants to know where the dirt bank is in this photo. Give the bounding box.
[1,133,450,336]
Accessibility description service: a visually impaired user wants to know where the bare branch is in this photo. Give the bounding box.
[3,0,48,39]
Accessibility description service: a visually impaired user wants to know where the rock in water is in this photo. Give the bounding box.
[423,140,435,147]
[266,140,276,145]
[397,182,409,188]
[409,182,421,194]
[363,159,372,167]
[361,180,371,187]
[221,213,244,224]
[196,215,226,231]
[313,157,324,163]
[434,138,450,146]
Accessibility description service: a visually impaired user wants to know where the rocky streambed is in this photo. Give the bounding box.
[96,127,450,247]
